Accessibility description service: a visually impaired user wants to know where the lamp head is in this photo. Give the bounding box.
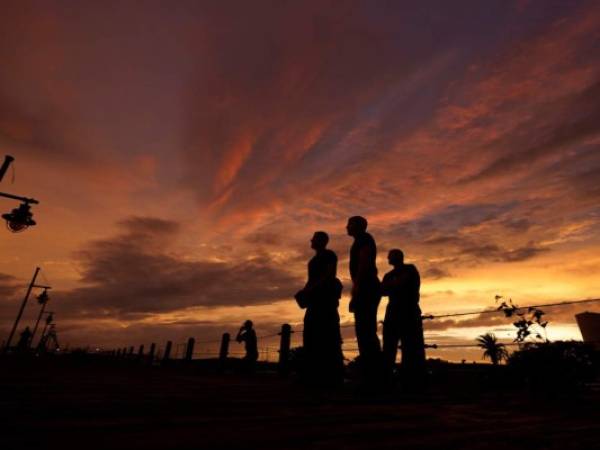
[37,289,49,304]
[2,201,36,232]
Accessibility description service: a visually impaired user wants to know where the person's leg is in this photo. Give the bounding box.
[309,311,338,387]
[382,320,400,382]
[333,311,345,385]
[354,300,382,386]
[414,317,426,367]
[354,309,369,383]
[323,309,344,385]
[400,319,426,390]
[354,308,379,361]
[303,310,317,382]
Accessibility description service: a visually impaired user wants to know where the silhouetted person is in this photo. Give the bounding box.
[381,249,426,389]
[347,216,382,388]
[17,326,32,352]
[295,231,344,386]
[236,320,258,373]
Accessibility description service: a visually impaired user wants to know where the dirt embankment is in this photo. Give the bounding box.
[0,358,598,450]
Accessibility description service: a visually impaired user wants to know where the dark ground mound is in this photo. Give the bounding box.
[0,356,598,450]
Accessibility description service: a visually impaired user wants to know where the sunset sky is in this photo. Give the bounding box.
[1,0,599,361]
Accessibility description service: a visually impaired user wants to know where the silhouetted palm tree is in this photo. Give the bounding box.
[476,333,508,365]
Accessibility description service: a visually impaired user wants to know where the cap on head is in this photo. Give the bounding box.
[244,320,253,328]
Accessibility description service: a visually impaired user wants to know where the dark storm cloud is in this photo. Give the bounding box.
[499,245,547,262]
[243,230,284,247]
[59,217,302,318]
[0,93,79,161]
[180,0,579,219]
[538,140,600,203]
[391,202,519,241]
[422,267,452,280]
[381,202,548,266]
[500,218,532,233]
[458,241,547,263]
[464,81,600,183]
[0,273,24,325]
[423,234,548,264]
[0,272,20,306]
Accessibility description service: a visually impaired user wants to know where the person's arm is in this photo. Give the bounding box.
[385,273,404,289]
[381,273,391,296]
[356,245,373,282]
[411,266,421,303]
[352,245,374,298]
[236,328,244,343]
[314,259,336,290]
[307,254,336,291]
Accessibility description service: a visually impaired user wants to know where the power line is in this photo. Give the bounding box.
[110,298,597,353]
[424,339,600,349]
[195,338,222,344]
[424,343,519,349]
[422,298,600,320]
[195,332,281,345]
[257,332,280,339]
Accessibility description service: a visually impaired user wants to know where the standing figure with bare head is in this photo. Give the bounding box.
[381,249,425,390]
[295,231,344,387]
[236,320,258,373]
[346,216,382,389]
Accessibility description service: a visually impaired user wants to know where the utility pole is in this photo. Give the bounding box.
[0,155,14,182]
[4,267,40,352]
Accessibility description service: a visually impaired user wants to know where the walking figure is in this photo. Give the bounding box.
[295,231,344,386]
[346,216,382,388]
[381,249,426,389]
[236,320,258,373]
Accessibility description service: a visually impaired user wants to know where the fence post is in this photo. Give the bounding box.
[137,344,145,361]
[148,342,156,364]
[163,340,172,364]
[219,333,230,360]
[278,324,292,377]
[116,348,122,358]
[185,337,195,363]
[128,346,134,358]
[219,332,230,373]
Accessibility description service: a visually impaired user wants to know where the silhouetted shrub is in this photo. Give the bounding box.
[508,341,598,393]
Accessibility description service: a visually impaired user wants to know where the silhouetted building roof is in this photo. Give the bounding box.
[575,312,600,346]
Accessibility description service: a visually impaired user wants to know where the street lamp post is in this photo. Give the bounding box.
[4,267,40,352]
[4,268,51,353]
[1,155,39,233]
[0,155,14,181]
